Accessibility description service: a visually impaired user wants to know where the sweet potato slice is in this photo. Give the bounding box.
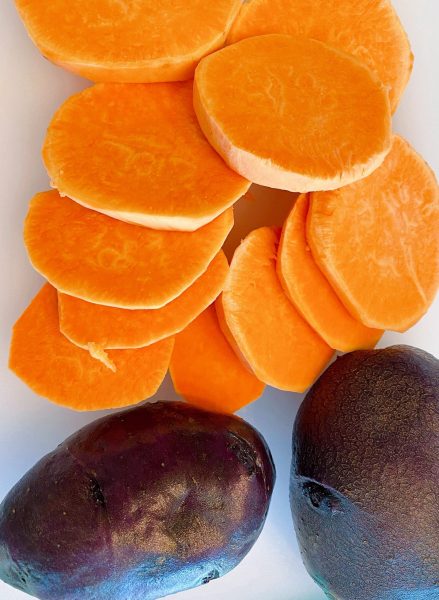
[278,194,383,351]
[227,0,412,112]
[308,135,439,332]
[15,0,242,83]
[59,251,228,350]
[9,285,174,411]
[222,227,333,392]
[43,83,249,231]
[170,305,265,413]
[24,191,233,309]
[194,34,391,193]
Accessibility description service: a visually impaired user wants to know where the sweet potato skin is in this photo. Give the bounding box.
[0,402,275,600]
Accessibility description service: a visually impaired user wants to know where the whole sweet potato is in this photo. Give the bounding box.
[0,401,275,599]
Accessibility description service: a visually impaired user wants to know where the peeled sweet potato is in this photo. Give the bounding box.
[308,135,439,331]
[228,0,413,112]
[194,34,391,193]
[9,285,174,411]
[0,402,275,599]
[15,0,242,83]
[24,191,233,309]
[278,194,383,351]
[222,227,334,392]
[43,83,249,230]
[59,251,228,351]
[170,305,265,413]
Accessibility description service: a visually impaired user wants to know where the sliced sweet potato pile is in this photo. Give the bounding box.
[194,34,391,193]
[24,191,233,309]
[9,285,174,411]
[170,305,265,413]
[308,135,439,332]
[278,194,383,351]
[15,0,242,83]
[59,251,228,350]
[228,0,413,112]
[43,83,249,231]
[222,227,334,392]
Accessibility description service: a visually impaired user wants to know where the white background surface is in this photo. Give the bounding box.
[0,1,438,599]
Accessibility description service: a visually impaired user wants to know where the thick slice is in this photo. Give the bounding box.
[9,285,174,411]
[24,191,233,309]
[222,227,333,392]
[308,136,439,331]
[15,0,242,83]
[59,251,228,350]
[194,34,391,193]
[278,194,383,351]
[43,83,249,231]
[228,0,412,112]
[170,305,264,413]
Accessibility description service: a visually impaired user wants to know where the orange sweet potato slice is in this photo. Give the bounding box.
[58,251,228,350]
[24,191,233,309]
[15,0,242,83]
[278,194,383,351]
[308,135,439,332]
[194,34,391,193]
[222,227,334,391]
[43,83,249,230]
[9,285,174,411]
[228,0,413,112]
[170,305,265,413]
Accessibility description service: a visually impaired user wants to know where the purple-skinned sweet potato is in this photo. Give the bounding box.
[0,401,275,600]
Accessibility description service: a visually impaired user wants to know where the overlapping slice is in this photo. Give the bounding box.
[170,305,264,413]
[59,251,228,350]
[222,227,333,392]
[308,136,439,332]
[24,191,233,309]
[43,83,249,230]
[15,0,242,83]
[194,34,391,193]
[9,285,174,411]
[278,194,383,351]
[228,0,413,112]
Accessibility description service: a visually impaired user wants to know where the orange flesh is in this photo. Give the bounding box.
[278,194,383,351]
[9,285,174,411]
[170,305,265,413]
[24,191,233,309]
[58,251,228,349]
[308,135,439,332]
[215,294,252,371]
[43,83,249,231]
[15,0,242,83]
[222,227,334,391]
[228,0,413,112]
[194,34,391,193]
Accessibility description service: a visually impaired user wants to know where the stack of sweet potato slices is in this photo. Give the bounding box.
[10,0,438,413]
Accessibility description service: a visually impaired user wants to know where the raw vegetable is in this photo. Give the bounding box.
[278,194,383,351]
[15,0,242,83]
[59,251,228,350]
[291,346,439,599]
[170,305,265,413]
[24,191,233,309]
[222,227,334,391]
[228,0,413,112]
[0,401,275,600]
[9,285,174,410]
[308,135,439,331]
[194,34,391,192]
[43,83,249,231]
